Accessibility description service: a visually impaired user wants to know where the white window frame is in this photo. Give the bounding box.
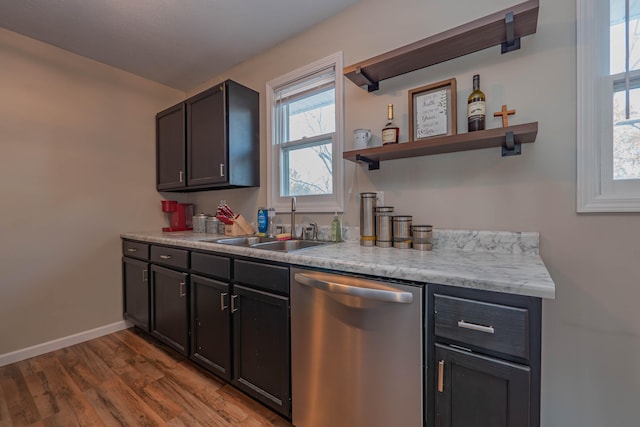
[577,0,640,212]
[266,52,344,213]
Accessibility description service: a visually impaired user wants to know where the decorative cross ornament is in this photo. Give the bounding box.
[493,104,516,127]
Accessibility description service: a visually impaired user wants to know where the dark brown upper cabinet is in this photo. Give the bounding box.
[156,80,259,192]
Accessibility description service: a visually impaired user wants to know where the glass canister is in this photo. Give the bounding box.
[393,215,413,249]
[412,225,433,251]
[375,206,394,248]
[193,213,210,233]
[360,192,378,247]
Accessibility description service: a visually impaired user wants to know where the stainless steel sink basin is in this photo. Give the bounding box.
[201,236,277,246]
[202,235,331,252]
[250,240,329,252]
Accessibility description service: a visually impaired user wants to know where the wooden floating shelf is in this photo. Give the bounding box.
[343,122,538,168]
[344,0,539,90]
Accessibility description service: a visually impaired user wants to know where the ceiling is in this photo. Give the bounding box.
[0,0,359,91]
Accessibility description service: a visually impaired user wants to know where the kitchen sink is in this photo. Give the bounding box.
[202,236,330,252]
[250,240,329,252]
[203,236,276,246]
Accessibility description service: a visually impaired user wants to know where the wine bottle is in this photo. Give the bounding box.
[381,104,399,144]
[467,74,486,132]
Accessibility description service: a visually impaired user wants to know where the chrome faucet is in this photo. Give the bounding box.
[291,197,302,239]
[308,222,318,241]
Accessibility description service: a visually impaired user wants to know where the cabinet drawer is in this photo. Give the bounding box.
[150,245,189,270]
[434,294,529,360]
[191,252,231,280]
[122,240,149,260]
[234,260,289,295]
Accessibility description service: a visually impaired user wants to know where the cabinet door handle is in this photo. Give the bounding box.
[220,163,225,177]
[220,292,228,311]
[159,255,172,260]
[142,269,147,283]
[437,360,444,393]
[127,248,138,252]
[179,170,184,183]
[179,281,186,298]
[458,320,495,334]
[231,294,238,313]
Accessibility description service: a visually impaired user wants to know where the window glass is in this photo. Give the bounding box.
[611,0,640,181]
[613,87,640,179]
[610,0,640,75]
[283,138,333,196]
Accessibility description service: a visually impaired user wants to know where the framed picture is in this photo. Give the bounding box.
[408,78,457,141]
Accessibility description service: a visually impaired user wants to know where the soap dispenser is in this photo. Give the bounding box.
[331,212,342,242]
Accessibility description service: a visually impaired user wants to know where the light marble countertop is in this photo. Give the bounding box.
[120,229,556,299]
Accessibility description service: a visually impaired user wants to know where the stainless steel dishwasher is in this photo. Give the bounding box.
[291,267,423,427]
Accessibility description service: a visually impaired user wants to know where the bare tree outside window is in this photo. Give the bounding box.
[611,1,640,180]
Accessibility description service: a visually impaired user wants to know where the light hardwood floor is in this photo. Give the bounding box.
[0,328,293,427]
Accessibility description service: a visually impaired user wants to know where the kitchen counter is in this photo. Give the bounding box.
[120,229,555,299]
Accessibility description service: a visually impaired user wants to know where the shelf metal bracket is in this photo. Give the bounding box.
[501,12,521,54]
[356,154,380,170]
[356,66,379,92]
[502,131,521,156]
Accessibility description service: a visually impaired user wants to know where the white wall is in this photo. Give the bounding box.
[0,28,183,354]
[187,0,640,425]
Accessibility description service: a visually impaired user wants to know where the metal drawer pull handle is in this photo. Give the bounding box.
[294,273,413,303]
[437,360,444,393]
[220,163,225,177]
[179,170,184,183]
[159,255,172,260]
[127,248,138,252]
[142,269,147,283]
[231,295,238,313]
[458,320,495,334]
[220,292,228,311]
[179,282,186,297]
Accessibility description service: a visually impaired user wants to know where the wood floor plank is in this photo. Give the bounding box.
[83,377,166,427]
[37,356,105,426]
[0,378,14,427]
[217,385,292,427]
[0,365,41,426]
[52,345,108,393]
[0,329,294,427]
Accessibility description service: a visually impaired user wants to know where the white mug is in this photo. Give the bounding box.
[353,129,372,149]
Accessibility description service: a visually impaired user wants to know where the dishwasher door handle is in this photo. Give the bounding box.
[294,273,413,303]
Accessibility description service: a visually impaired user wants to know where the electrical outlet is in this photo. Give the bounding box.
[375,191,384,206]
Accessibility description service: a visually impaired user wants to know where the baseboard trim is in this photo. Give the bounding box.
[0,320,132,367]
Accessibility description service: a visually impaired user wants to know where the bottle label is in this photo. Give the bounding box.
[467,101,486,119]
[382,128,397,144]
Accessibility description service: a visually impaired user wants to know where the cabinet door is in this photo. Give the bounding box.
[435,344,530,427]
[190,274,231,381]
[232,285,290,417]
[122,257,149,331]
[186,84,227,187]
[150,265,189,355]
[156,103,186,190]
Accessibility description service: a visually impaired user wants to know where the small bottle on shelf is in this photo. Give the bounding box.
[381,104,399,145]
[467,74,486,132]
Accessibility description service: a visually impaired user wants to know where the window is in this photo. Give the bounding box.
[577,0,640,211]
[266,52,344,213]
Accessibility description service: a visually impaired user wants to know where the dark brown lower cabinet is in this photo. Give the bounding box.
[122,257,149,331]
[150,264,189,355]
[435,344,530,427]
[190,274,231,381]
[232,284,290,418]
